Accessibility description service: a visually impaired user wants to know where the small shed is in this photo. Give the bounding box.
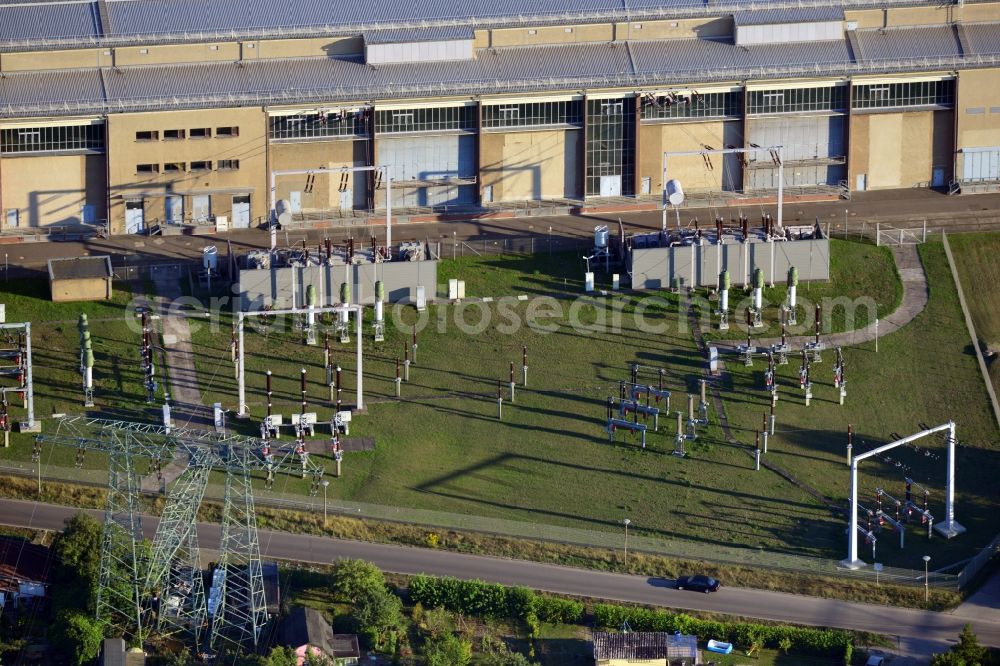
[47,256,113,302]
[279,606,360,666]
[593,631,699,666]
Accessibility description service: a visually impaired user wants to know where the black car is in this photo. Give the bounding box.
[675,575,720,593]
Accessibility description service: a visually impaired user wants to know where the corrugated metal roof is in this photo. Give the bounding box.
[593,632,698,660]
[733,7,844,26]
[630,37,746,73]
[855,24,961,61]
[364,26,473,44]
[744,37,852,66]
[0,0,100,42]
[963,21,1000,56]
[0,67,104,109]
[105,0,619,37]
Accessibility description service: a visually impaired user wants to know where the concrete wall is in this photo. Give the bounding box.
[50,277,112,302]
[270,139,367,210]
[637,120,742,194]
[480,129,580,202]
[1,153,106,228]
[850,109,952,189]
[106,107,268,232]
[239,260,438,310]
[956,68,1000,165]
[630,238,829,289]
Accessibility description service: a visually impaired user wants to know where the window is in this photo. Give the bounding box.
[135,130,158,141]
[164,129,185,140]
[852,80,954,110]
[747,86,848,114]
[1,123,105,154]
[641,91,742,120]
[218,159,239,170]
[137,163,159,174]
[190,160,212,171]
[374,106,477,133]
[190,128,211,139]
[269,110,369,140]
[216,126,239,137]
[163,162,185,173]
[483,100,583,128]
[586,97,635,196]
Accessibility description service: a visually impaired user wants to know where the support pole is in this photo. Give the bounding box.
[842,455,864,568]
[395,359,401,397]
[509,362,515,403]
[237,313,246,416]
[497,380,503,421]
[935,421,966,538]
[755,432,761,471]
[522,346,528,386]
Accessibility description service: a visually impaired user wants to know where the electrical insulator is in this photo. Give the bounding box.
[905,479,912,503]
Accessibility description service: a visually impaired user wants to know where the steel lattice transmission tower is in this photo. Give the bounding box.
[36,416,325,652]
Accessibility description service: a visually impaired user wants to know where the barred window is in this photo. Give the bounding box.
[0,124,106,154]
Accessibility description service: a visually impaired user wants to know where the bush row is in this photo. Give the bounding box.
[594,604,851,656]
[408,575,584,624]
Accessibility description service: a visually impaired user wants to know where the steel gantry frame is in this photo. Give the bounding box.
[841,422,964,569]
[236,305,365,417]
[36,416,326,652]
[0,322,35,431]
[269,166,393,250]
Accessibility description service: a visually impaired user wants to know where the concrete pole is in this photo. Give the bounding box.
[843,456,863,568]
[661,152,668,232]
[385,166,393,255]
[776,145,784,231]
[355,306,363,411]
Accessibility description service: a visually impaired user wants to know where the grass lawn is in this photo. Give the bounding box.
[699,239,902,342]
[180,239,997,568]
[722,240,1000,567]
[945,232,1000,395]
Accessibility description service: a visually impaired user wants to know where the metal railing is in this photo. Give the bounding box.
[4,51,1000,118]
[957,532,1000,588]
[0,0,963,53]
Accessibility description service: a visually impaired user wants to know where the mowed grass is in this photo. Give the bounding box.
[189,254,844,560]
[722,241,1000,567]
[946,232,1000,395]
[700,239,902,342]
[0,279,152,469]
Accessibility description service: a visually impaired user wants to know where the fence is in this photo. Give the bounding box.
[958,532,1000,588]
[442,235,591,259]
[1,459,961,590]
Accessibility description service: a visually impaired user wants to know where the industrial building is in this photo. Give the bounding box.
[0,0,998,234]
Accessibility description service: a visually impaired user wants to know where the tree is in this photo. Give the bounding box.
[52,611,107,666]
[52,512,103,612]
[263,646,299,666]
[333,559,386,601]
[930,625,989,666]
[353,586,402,649]
[425,633,473,666]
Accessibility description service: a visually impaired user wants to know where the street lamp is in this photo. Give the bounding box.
[622,518,631,568]
[321,479,330,527]
[923,555,931,603]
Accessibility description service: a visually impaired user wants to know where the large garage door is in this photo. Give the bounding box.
[963,147,1000,182]
[378,135,476,207]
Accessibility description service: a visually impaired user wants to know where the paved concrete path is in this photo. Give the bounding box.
[718,244,928,351]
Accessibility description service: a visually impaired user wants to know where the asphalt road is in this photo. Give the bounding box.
[4,188,1000,279]
[2,497,997,658]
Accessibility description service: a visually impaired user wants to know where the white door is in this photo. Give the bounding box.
[289,191,302,213]
[932,167,945,188]
[5,210,18,229]
[641,177,651,195]
[232,195,251,229]
[599,175,622,197]
[192,195,211,223]
[483,185,494,203]
[339,189,352,211]
[165,195,183,225]
[855,174,867,192]
[125,201,144,234]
